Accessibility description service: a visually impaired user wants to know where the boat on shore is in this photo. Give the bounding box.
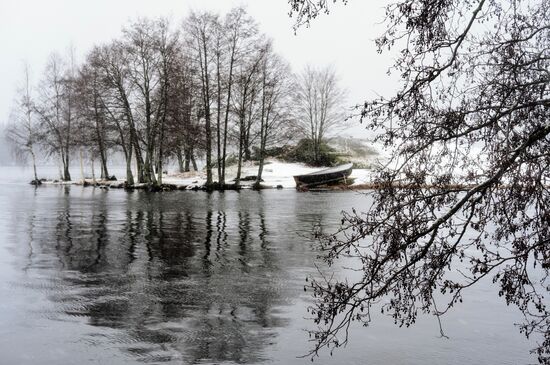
[293,163,353,188]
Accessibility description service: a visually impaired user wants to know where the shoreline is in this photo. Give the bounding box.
[37,178,364,192]
[33,178,484,193]
[28,159,376,192]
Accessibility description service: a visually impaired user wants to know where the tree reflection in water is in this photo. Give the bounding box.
[1,185,538,364]
[21,188,329,364]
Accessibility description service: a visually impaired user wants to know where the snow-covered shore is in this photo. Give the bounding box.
[42,159,373,190]
[163,159,372,189]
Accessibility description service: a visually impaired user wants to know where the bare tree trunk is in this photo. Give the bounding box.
[58,153,63,180]
[256,152,265,188]
[191,149,198,171]
[203,59,213,186]
[93,97,109,179]
[184,158,190,172]
[157,142,164,186]
[235,116,245,186]
[204,116,212,185]
[64,50,74,182]
[134,142,144,182]
[221,46,236,186]
[157,161,163,185]
[120,88,143,183]
[100,152,109,179]
[255,68,267,188]
[79,147,84,182]
[176,146,185,173]
[91,154,96,184]
[30,148,38,182]
[184,147,191,172]
[216,47,222,186]
[195,24,213,186]
[255,126,267,189]
[244,96,255,161]
[143,148,157,185]
[126,145,134,186]
[63,150,71,181]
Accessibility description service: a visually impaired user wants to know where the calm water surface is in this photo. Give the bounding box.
[0,166,537,364]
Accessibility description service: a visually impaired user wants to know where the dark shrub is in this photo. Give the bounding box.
[282,139,338,166]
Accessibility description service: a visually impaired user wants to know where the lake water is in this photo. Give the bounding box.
[0,166,537,364]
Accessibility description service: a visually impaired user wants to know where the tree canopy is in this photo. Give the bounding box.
[290,0,550,362]
[6,9,308,188]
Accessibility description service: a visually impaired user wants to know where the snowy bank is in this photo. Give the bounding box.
[42,159,374,190]
[163,159,373,189]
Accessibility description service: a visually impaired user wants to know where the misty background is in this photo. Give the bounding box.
[0,0,399,166]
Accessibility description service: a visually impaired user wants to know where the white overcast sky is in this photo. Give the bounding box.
[0,0,398,136]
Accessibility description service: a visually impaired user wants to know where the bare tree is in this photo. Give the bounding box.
[123,18,163,185]
[185,11,218,186]
[75,51,112,180]
[91,42,138,185]
[294,65,346,165]
[290,0,550,362]
[7,9,303,190]
[34,51,76,181]
[232,44,265,186]
[255,41,294,187]
[153,18,180,186]
[219,7,259,186]
[164,48,200,174]
[5,64,40,183]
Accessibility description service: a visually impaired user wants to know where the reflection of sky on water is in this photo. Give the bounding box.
[1,186,336,364]
[0,181,537,364]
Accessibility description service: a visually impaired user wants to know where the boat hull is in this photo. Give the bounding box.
[293,163,353,188]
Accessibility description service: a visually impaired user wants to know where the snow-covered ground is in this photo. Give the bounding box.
[40,158,374,189]
[163,159,373,189]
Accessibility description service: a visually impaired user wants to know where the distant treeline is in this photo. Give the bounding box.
[6,7,346,187]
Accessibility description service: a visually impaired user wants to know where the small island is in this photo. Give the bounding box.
[40,159,374,191]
